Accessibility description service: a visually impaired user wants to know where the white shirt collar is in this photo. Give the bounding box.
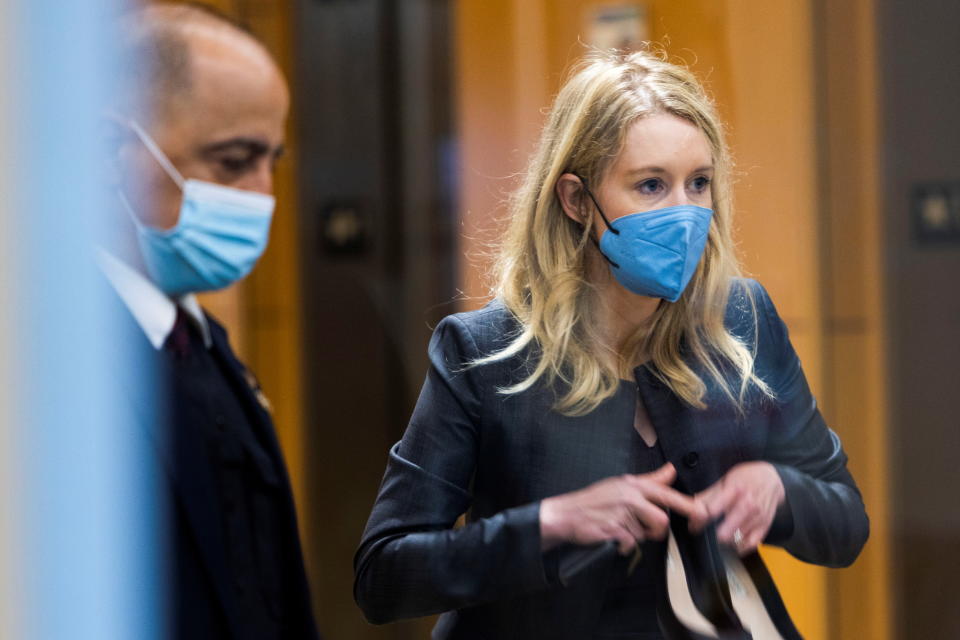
[97,249,212,350]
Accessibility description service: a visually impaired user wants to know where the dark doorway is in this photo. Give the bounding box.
[877,1,960,638]
[293,1,457,637]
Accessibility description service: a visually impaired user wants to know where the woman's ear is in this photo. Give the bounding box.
[555,173,589,225]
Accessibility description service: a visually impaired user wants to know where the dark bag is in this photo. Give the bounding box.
[656,513,802,639]
[557,514,803,639]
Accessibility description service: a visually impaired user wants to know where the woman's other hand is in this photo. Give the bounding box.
[539,463,708,555]
[693,461,785,554]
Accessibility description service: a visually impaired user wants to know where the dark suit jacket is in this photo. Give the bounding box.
[110,292,318,640]
[354,279,869,639]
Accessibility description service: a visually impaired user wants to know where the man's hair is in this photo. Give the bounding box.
[116,2,264,121]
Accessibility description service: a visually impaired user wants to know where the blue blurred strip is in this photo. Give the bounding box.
[9,1,160,639]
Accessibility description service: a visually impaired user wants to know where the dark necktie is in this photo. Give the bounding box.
[163,306,193,359]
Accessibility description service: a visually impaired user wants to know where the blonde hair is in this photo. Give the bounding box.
[477,49,770,416]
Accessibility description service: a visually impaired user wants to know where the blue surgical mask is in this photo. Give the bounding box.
[581,180,713,302]
[118,120,275,297]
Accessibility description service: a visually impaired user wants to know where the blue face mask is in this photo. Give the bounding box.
[119,120,275,297]
[581,181,713,302]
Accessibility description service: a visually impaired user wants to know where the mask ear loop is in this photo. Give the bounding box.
[103,113,186,231]
[124,119,186,191]
[574,175,621,269]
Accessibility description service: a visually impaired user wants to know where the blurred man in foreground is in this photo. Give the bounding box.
[101,4,318,638]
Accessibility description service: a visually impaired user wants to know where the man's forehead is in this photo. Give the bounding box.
[173,40,288,144]
[188,28,282,93]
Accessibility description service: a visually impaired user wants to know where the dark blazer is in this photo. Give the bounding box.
[354,279,869,639]
[110,293,318,640]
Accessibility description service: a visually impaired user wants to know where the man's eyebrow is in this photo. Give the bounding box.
[199,137,274,155]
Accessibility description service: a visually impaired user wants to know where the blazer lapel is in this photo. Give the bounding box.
[637,364,700,493]
[205,318,286,487]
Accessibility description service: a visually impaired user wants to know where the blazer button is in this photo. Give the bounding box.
[683,452,699,468]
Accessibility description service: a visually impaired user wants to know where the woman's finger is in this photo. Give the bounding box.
[727,514,765,553]
[715,490,760,543]
[640,482,709,524]
[623,462,677,486]
[696,481,741,529]
[633,462,676,485]
[613,526,639,555]
[618,504,649,542]
[625,497,671,539]
[741,526,768,555]
[741,507,776,549]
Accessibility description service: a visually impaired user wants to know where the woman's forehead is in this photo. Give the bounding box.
[612,114,713,174]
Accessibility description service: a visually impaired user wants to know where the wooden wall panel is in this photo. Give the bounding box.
[817,1,890,638]
[455,0,524,306]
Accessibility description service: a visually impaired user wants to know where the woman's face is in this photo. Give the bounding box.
[589,112,714,224]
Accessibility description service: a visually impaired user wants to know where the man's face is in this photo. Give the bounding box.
[120,30,289,230]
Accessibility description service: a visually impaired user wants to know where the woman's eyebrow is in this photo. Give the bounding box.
[625,165,714,175]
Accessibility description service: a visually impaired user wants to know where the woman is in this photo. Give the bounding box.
[354,50,868,639]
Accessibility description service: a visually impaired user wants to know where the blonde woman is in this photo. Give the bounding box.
[354,50,868,639]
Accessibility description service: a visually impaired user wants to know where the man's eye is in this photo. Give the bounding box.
[219,156,253,173]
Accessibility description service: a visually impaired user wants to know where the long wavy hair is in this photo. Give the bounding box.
[476,49,770,416]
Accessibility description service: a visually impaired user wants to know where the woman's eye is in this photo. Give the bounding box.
[637,178,663,195]
[690,176,712,192]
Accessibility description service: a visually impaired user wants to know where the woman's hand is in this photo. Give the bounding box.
[693,461,785,554]
[539,463,708,555]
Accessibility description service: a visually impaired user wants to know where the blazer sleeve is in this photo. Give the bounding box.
[753,282,870,567]
[353,314,550,624]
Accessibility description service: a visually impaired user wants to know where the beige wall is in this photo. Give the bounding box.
[455,1,890,637]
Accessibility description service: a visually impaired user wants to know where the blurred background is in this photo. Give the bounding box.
[2,0,958,638]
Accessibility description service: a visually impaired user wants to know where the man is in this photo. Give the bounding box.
[101,4,318,638]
